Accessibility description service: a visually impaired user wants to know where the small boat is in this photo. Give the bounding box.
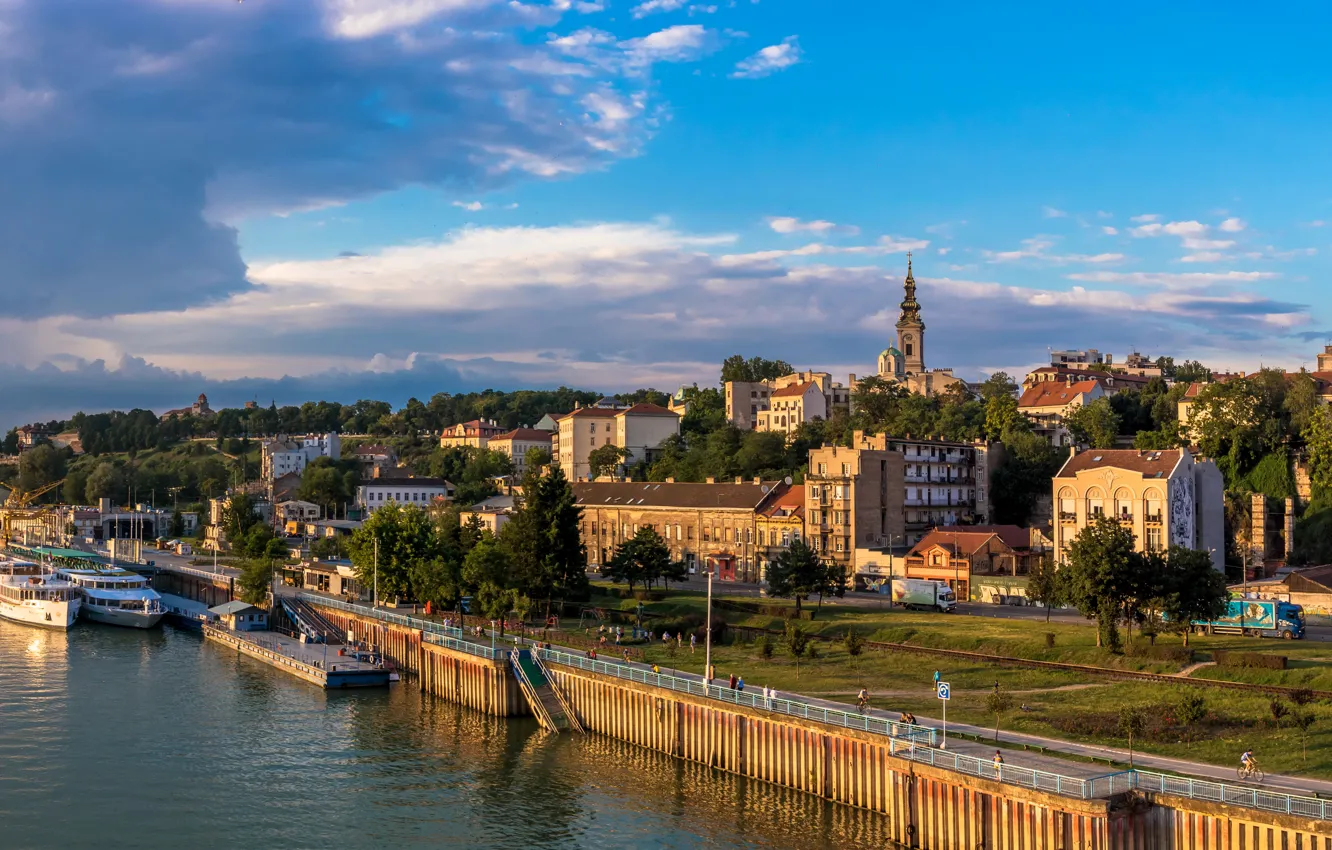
[53,565,165,629]
[0,559,80,630]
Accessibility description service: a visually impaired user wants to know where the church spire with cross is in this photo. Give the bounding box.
[895,253,925,373]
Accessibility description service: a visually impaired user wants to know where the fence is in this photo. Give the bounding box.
[1131,770,1329,821]
[303,595,1331,820]
[538,647,938,747]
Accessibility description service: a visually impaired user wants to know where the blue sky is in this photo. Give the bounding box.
[0,0,1329,427]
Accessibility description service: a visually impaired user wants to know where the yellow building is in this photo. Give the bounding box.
[1051,448,1224,571]
[1017,379,1104,447]
[754,483,804,582]
[439,419,507,449]
[805,433,906,584]
[554,403,681,482]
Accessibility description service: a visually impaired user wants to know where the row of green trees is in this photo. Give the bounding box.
[344,467,589,620]
[1027,516,1229,649]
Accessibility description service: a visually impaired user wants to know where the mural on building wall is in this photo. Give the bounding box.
[1169,474,1195,548]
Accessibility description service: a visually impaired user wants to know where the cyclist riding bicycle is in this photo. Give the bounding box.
[1240,749,1254,769]
[856,688,869,712]
[1239,749,1260,778]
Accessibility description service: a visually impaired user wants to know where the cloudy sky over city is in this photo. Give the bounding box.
[1,0,1330,427]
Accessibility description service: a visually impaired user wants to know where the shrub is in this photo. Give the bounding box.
[844,629,865,657]
[1044,632,1056,649]
[1125,644,1195,664]
[1289,687,1315,707]
[758,635,774,659]
[785,623,811,658]
[1213,650,1287,670]
[806,643,819,660]
[1270,699,1290,728]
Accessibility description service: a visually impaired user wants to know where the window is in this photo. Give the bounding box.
[817,463,827,475]
[841,463,850,475]
[589,423,596,433]
[675,524,682,540]
[835,538,845,552]
[702,528,710,542]
[1146,526,1162,552]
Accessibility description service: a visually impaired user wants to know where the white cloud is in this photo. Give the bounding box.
[621,25,719,66]
[765,216,858,236]
[1130,219,1240,260]
[631,0,686,17]
[1041,206,1067,219]
[984,237,1123,265]
[731,35,802,79]
[1309,220,1326,228]
[1096,210,1114,219]
[1101,226,1118,236]
[1218,217,1247,233]
[937,247,950,256]
[452,200,485,211]
[1067,270,1278,288]
[1130,214,1160,223]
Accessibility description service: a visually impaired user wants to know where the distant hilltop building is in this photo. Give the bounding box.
[159,393,214,422]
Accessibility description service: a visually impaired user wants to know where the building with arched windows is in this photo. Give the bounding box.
[1051,447,1224,571]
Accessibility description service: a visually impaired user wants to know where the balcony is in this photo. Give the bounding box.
[1144,513,1163,524]
[1116,513,1134,524]
[1059,512,1077,523]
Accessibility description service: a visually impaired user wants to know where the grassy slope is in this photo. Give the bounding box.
[594,584,1332,778]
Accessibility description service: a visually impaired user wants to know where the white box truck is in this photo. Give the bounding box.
[891,578,956,613]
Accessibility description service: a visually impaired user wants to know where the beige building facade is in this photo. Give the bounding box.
[805,434,906,583]
[554,403,682,482]
[1052,447,1224,571]
[439,419,507,449]
[573,480,783,582]
[727,371,851,432]
[488,428,553,477]
[1018,379,1104,446]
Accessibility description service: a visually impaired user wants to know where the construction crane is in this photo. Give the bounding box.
[4,479,65,510]
[1,479,66,548]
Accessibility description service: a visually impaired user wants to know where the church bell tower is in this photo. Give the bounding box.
[895,253,925,373]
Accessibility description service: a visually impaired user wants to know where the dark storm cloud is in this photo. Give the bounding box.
[0,0,644,318]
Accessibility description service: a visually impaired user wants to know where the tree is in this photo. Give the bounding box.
[311,535,349,561]
[1174,360,1211,384]
[1065,397,1121,449]
[1025,553,1063,622]
[501,465,588,612]
[587,444,630,480]
[852,375,909,427]
[523,446,552,472]
[766,539,825,617]
[1154,356,1176,378]
[984,394,1022,441]
[1175,692,1207,747]
[1292,710,1317,763]
[602,528,669,592]
[169,510,185,538]
[348,503,438,604]
[720,354,794,384]
[986,687,1014,742]
[1269,698,1289,729]
[978,372,1019,402]
[1156,546,1228,646]
[237,558,273,605]
[990,424,1061,526]
[17,444,67,495]
[1303,406,1332,501]
[1285,371,1321,435]
[296,457,360,515]
[843,629,865,657]
[1118,706,1147,767]
[784,622,811,679]
[462,535,518,621]
[221,493,260,543]
[1062,516,1139,650]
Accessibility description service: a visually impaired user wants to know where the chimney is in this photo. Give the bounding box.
[705,477,715,484]
[1069,445,1078,458]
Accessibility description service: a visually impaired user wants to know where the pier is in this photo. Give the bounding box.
[202,623,390,689]
[298,593,1332,849]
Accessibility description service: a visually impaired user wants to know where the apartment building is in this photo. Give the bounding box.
[754,484,804,583]
[439,419,507,449]
[725,371,852,432]
[1051,447,1224,571]
[553,403,681,481]
[1017,380,1104,446]
[356,475,455,513]
[573,479,783,581]
[261,432,341,481]
[488,428,554,477]
[805,435,906,584]
[883,435,993,544]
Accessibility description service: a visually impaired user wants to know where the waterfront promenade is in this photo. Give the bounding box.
[300,593,1332,825]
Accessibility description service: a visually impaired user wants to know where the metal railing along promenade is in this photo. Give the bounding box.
[1131,770,1329,821]
[300,596,1331,820]
[537,647,938,747]
[299,594,510,661]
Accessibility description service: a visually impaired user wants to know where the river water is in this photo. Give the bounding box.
[0,620,898,849]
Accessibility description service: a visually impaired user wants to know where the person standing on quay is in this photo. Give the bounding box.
[690,633,697,654]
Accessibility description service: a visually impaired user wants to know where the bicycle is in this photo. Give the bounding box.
[1237,762,1264,783]
[856,696,869,715]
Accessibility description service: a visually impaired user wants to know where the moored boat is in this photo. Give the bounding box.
[53,565,164,629]
[0,559,80,630]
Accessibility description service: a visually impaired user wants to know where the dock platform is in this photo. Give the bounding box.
[203,625,390,689]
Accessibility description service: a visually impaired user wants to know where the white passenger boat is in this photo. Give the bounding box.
[53,565,164,629]
[0,560,80,630]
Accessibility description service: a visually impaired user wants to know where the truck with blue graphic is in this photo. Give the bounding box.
[1190,599,1305,640]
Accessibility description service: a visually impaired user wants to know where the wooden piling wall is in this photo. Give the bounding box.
[304,602,1330,849]
[314,606,525,717]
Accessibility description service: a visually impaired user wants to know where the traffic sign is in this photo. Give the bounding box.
[936,681,951,701]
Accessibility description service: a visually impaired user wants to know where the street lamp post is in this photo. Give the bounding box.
[373,537,379,610]
[703,564,714,689]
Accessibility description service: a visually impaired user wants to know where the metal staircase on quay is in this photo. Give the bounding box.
[510,649,583,734]
[280,597,344,644]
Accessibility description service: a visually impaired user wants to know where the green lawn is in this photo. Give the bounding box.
[590,584,1332,778]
